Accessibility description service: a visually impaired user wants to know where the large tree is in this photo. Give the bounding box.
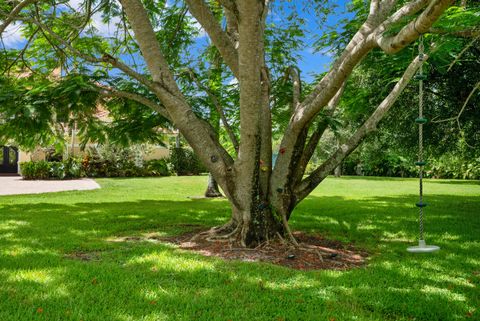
[1,0,468,246]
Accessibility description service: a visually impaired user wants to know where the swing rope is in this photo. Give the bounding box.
[418,35,425,242]
[407,35,440,253]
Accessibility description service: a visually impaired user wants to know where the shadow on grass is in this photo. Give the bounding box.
[0,193,479,320]
[293,194,479,242]
[332,175,480,185]
[429,179,480,186]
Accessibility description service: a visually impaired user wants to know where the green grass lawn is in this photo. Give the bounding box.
[0,176,479,321]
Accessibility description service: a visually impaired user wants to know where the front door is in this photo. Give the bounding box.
[0,146,19,174]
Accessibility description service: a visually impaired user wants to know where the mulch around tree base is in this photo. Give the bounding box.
[161,230,368,271]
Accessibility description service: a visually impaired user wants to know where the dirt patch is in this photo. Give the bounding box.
[107,225,205,243]
[161,230,368,271]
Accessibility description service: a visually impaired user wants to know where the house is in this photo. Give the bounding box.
[0,69,176,176]
[0,146,18,174]
[1,140,172,176]
[0,111,174,176]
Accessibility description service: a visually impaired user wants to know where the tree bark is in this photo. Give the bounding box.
[204,173,223,198]
[334,165,342,178]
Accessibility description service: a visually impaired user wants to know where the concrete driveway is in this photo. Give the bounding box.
[0,176,100,196]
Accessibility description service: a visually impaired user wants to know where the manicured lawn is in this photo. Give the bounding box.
[0,176,479,321]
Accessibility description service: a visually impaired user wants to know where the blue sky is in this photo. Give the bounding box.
[295,0,355,79]
[1,0,357,82]
[192,0,356,81]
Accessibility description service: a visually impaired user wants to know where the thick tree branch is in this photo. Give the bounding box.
[0,0,37,34]
[119,0,181,96]
[294,55,426,202]
[270,21,377,200]
[292,83,345,185]
[376,0,454,54]
[367,0,397,25]
[375,0,430,32]
[121,0,235,201]
[185,0,239,78]
[297,0,431,124]
[288,66,301,111]
[271,0,452,209]
[270,12,383,214]
[218,0,238,42]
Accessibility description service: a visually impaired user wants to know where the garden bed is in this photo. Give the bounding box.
[159,230,368,270]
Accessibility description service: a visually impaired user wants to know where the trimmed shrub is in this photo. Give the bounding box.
[20,161,51,180]
[20,158,84,180]
[80,144,166,178]
[21,157,171,180]
[145,159,170,177]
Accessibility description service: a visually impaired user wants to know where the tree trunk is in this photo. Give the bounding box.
[210,164,295,247]
[334,165,342,177]
[227,198,285,248]
[175,130,181,148]
[204,173,223,198]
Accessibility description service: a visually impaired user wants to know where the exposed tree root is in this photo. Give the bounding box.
[281,214,299,246]
[162,229,368,270]
[205,224,241,242]
[204,191,223,198]
[190,222,298,248]
[190,220,237,241]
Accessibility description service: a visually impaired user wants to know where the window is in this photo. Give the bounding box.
[8,148,17,165]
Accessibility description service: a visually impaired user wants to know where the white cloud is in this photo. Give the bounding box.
[1,22,25,48]
[196,26,207,39]
[91,12,121,37]
[92,0,121,37]
[228,77,238,86]
[68,0,83,11]
[67,0,120,38]
[185,12,207,39]
[0,1,119,49]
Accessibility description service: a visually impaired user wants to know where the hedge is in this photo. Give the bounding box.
[20,158,171,180]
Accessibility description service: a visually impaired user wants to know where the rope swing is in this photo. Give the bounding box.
[407,35,440,253]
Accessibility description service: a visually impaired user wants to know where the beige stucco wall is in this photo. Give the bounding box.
[15,144,170,174]
[18,149,46,162]
[144,147,170,160]
[20,145,169,161]
[17,148,46,174]
[70,145,170,160]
